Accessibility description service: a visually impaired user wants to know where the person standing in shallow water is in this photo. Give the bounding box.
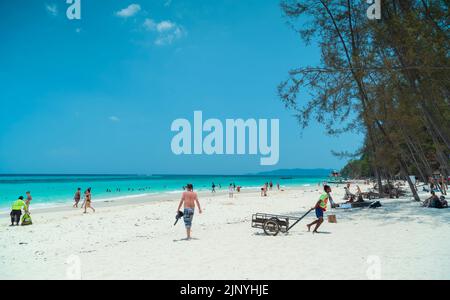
[176,184,202,240]
[307,185,333,234]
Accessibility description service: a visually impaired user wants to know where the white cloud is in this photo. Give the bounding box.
[156,21,175,32]
[45,3,58,16]
[116,4,141,18]
[109,116,120,122]
[155,27,185,46]
[143,18,186,46]
[143,18,157,31]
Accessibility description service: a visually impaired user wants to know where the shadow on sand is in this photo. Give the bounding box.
[173,237,200,242]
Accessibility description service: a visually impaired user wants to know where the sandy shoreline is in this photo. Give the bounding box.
[0,187,260,217]
[1,183,449,280]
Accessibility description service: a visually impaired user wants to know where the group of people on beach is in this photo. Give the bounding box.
[420,175,448,209]
[427,176,448,195]
[73,187,95,213]
[10,187,98,226]
[7,178,340,239]
[105,187,150,193]
[173,181,335,239]
[211,181,280,198]
[423,191,448,209]
[211,182,243,197]
[343,183,364,203]
[8,175,449,240]
[260,181,280,197]
[9,187,96,226]
[228,183,243,197]
[423,175,450,195]
[9,191,32,226]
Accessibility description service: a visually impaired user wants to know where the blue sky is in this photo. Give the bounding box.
[0,0,362,174]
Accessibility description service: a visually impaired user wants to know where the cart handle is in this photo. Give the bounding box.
[287,208,314,232]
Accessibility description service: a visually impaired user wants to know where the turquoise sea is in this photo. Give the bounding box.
[0,174,327,210]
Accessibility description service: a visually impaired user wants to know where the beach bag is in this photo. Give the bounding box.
[21,213,32,226]
[327,215,337,223]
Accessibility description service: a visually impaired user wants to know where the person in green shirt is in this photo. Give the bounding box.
[10,196,28,226]
[307,185,333,234]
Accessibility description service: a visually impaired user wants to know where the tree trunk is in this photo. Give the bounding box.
[367,126,384,195]
[320,0,421,202]
[404,141,427,183]
[408,134,433,177]
[399,158,421,201]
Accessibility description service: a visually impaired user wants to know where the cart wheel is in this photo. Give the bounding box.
[263,220,280,236]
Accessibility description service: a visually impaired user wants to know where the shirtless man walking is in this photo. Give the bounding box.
[176,184,202,240]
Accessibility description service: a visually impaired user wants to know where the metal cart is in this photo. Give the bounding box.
[251,209,313,236]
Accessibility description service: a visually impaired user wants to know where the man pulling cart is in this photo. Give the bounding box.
[252,185,334,236]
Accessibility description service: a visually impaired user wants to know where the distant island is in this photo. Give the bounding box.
[252,168,333,176]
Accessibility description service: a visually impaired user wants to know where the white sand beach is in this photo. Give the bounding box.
[1,183,449,280]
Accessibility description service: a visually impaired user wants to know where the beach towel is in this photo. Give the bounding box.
[340,203,352,209]
[21,213,32,226]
